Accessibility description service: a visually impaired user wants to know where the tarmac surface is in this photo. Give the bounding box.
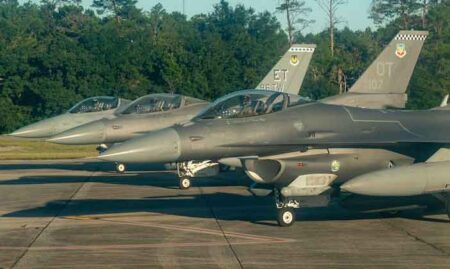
[0,159,449,269]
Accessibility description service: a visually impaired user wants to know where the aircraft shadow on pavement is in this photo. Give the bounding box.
[0,161,170,173]
[2,192,445,224]
[0,171,252,189]
[0,170,446,224]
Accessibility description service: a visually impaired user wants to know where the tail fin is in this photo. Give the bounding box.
[323,30,428,108]
[256,44,316,95]
[350,30,428,94]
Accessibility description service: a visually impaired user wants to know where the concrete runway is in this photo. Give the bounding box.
[0,159,449,269]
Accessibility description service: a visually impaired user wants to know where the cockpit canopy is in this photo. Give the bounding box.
[69,96,119,114]
[119,94,205,115]
[196,90,312,120]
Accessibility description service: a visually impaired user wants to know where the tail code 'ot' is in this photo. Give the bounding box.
[322,30,428,109]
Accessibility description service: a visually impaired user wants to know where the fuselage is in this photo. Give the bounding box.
[10,97,129,138]
[99,102,450,165]
[48,94,209,145]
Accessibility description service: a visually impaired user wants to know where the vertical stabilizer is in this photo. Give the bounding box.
[349,30,428,94]
[256,44,316,95]
[322,30,428,108]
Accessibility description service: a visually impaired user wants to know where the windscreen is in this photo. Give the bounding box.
[120,94,182,115]
[69,97,119,114]
[197,90,308,120]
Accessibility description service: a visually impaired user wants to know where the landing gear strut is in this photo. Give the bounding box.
[176,161,220,190]
[274,189,299,227]
[446,195,450,220]
[115,163,126,173]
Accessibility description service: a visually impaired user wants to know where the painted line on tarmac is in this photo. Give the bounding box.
[0,215,295,252]
[0,240,289,251]
[64,215,295,242]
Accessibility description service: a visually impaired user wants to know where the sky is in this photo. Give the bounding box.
[132,0,375,33]
[21,0,375,34]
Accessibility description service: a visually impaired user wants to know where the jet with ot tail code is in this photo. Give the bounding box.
[98,30,429,191]
[98,31,450,226]
[99,92,450,226]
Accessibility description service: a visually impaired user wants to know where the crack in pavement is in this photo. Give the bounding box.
[10,168,98,268]
[198,185,245,269]
[382,219,449,256]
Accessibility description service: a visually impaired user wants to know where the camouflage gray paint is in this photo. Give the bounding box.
[47,94,208,145]
[322,30,428,108]
[9,97,130,138]
[98,99,450,165]
[257,44,315,94]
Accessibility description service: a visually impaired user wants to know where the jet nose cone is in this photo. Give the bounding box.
[47,121,106,145]
[98,128,181,163]
[9,122,54,138]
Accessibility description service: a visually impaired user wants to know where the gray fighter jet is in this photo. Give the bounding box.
[98,31,449,226]
[46,44,317,172]
[99,90,450,225]
[9,96,130,138]
[97,30,427,182]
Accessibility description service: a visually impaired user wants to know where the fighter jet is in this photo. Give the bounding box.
[9,96,130,138]
[46,44,317,173]
[99,90,450,225]
[98,31,449,226]
[97,30,427,178]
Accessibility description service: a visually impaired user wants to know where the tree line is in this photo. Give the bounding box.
[0,0,448,133]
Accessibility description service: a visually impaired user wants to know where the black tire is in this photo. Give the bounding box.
[277,208,296,227]
[116,163,126,174]
[179,177,191,190]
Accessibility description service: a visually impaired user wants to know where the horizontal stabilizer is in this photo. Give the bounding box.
[322,92,407,109]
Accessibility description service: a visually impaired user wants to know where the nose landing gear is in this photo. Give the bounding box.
[274,189,299,227]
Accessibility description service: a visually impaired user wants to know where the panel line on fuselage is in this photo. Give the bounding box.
[342,106,421,138]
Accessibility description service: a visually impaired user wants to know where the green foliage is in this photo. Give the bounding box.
[0,0,448,133]
[0,0,287,133]
[370,0,423,29]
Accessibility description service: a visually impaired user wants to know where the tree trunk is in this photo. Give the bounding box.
[111,0,121,24]
[286,0,293,46]
[338,67,346,94]
[422,0,428,29]
[329,0,334,57]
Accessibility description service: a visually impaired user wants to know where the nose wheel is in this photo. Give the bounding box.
[179,177,191,189]
[277,208,296,227]
[115,163,126,174]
